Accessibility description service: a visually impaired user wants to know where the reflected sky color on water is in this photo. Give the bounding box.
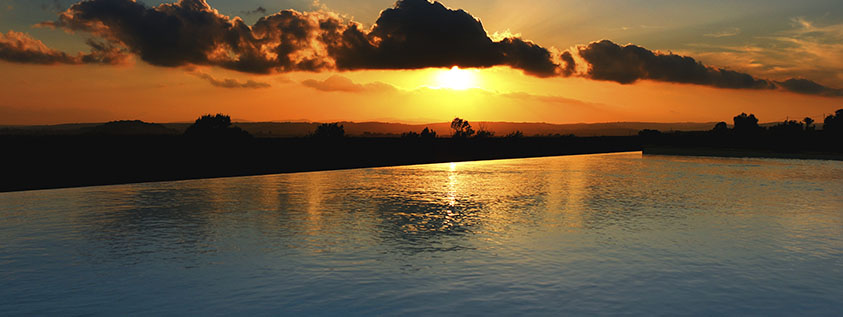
[1,152,842,315]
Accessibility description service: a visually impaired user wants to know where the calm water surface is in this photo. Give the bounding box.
[1,152,841,315]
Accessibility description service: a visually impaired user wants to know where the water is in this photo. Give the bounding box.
[1,152,841,315]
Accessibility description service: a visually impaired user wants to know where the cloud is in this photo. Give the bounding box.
[777,78,843,97]
[686,18,843,92]
[704,28,741,38]
[0,31,125,65]
[34,0,559,76]
[559,51,576,76]
[576,40,775,89]
[2,0,840,97]
[571,39,843,96]
[328,0,559,76]
[241,6,267,16]
[502,91,606,109]
[190,71,271,89]
[301,75,396,93]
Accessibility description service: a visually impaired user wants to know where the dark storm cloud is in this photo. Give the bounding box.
[41,0,289,71]
[0,31,125,65]
[777,78,843,97]
[329,0,559,76]
[577,40,775,89]
[495,37,558,77]
[574,39,843,96]
[36,0,560,76]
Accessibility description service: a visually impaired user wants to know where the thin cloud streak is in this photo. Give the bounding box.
[301,75,396,93]
[189,71,271,89]
[0,30,126,65]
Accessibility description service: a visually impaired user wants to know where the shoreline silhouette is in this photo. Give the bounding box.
[2,111,840,193]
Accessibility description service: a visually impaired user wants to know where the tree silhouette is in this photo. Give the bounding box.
[824,109,843,135]
[184,113,251,139]
[451,117,475,138]
[403,127,437,140]
[420,127,437,139]
[712,121,728,133]
[803,117,815,131]
[401,131,420,138]
[312,123,345,138]
[733,113,761,134]
[769,120,804,137]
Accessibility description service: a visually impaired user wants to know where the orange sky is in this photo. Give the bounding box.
[0,62,838,125]
[0,0,841,125]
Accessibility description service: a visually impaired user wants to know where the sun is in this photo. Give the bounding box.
[434,66,476,90]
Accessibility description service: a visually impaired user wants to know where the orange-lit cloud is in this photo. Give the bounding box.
[302,75,396,93]
[0,30,125,65]
[189,70,271,89]
[2,0,842,97]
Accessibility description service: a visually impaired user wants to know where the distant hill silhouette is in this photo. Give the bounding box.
[2,121,761,137]
[83,120,179,135]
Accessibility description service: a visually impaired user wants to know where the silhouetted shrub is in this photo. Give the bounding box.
[420,127,437,139]
[638,129,662,137]
[312,123,345,138]
[401,131,420,139]
[803,117,815,131]
[184,114,251,139]
[712,121,729,133]
[403,127,437,140]
[474,130,494,138]
[505,130,524,138]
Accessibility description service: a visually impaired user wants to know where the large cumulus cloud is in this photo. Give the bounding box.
[327,0,559,76]
[42,0,330,73]
[575,40,842,96]
[0,0,840,97]
[577,40,775,89]
[776,78,843,97]
[36,0,560,76]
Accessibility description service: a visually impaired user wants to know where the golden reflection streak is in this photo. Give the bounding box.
[297,172,328,236]
[560,155,588,229]
[447,162,458,207]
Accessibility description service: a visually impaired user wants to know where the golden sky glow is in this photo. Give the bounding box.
[0,62,839,125]
[432,67,479,90]
[0,0,841,125]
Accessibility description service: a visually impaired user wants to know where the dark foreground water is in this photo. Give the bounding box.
[1,152,841,316]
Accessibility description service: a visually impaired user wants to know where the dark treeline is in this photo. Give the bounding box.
[8,110,839,192]
[641,109,843,159]
[1,114,640,192]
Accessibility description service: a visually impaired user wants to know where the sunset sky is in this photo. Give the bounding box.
[1,0,842,125]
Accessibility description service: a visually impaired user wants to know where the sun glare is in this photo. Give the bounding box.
[435,66,476,90]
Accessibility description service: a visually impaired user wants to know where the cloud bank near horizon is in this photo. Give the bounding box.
[1,0,841,97]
